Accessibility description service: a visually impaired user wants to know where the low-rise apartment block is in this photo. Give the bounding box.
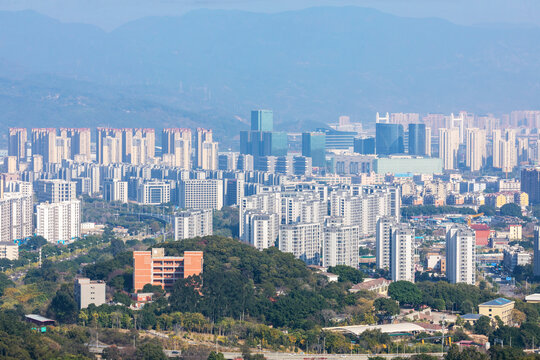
[133,248,203,291]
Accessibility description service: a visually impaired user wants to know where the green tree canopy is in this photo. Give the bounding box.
[208,351,226,360]
[374,297,400,316]
[47,286,78,323]
[327,265,364,283]
[388,281,422,307]
[135,341,167,360]
[477,205,496,217]
[474,315,493,336]
[445,346,489,360]
[500,203,522,218]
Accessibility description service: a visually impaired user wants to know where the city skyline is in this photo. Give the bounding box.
[2,2,540,358]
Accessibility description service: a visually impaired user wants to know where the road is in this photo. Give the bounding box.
[220,352,445,360]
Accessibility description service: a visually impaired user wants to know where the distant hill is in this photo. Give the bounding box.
[1,7,540,140]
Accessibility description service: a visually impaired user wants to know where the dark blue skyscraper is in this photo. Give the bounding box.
[241,130,287,157]
[302,132,326,167]
[354,137,375,154]
[376,123,404,155]
[251,110,273,132]
[408,123,426,156]
[240,131,252,154]
[263,131,288,156]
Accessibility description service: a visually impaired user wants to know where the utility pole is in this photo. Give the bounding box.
[39,247,42,268]
[441,316,446,355]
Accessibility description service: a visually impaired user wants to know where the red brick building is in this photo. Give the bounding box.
[133,248,203,292]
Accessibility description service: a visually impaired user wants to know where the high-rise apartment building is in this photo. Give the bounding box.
[522,167,540,204]
[224,178,244,206]
[244,212,279,250]
[446,225,476,285]
[54,131,71,163]
[322,219,360,268]
[133,248,203,291]
[36,200,81,243]
[96,128,123,164]
[36,179,76,203]
[31,128,57,164]
[501,130,517,173]
[4,156,17,173]
[178,179,223,210]
[376,218,415,282]
[200,141,218,170]
[174,209,213,240]
[281,192,325,225]
[279,222,322,265]
[376,216,394,270]
[8,128,27,161]
[162,128,192,169]
[162,128,191,154]
[125,128,155,164]
[390,224,415,282]
[492,129,502,168]
[425,127,432,156]
[251,110,274,132]
[439,128,460,170]
[493,129,517,173]
[102,135,122,165]
[195,128,214,169]
[239,192,281,241]
[121,128,133,162]
[138,128,155,160]
[329,187,399,237]
[0,191,33,243]
[130,136,147,165]
[449,113,465,144]
[534,227,540,277]
[466,128,486,172]
[62,128,91,162]
[103,179,128,203]
[302,132,326,167]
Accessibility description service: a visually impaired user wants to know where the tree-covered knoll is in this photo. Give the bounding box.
[162,236,313,292]
[161,236,373,328]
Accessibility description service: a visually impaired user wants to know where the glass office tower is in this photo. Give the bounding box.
[408,123,426,155]
[240,131,252,154]
[251,110,274,132]
[243,131,287,156]
[354,137,375,154]
[264,132,288,156]
[302,132,326,167]
[376,123,404,155]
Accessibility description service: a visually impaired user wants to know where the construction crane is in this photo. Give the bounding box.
[467,213,484,226]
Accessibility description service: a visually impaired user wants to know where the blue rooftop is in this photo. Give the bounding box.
[461,314,482,320]
[480,298,513,306]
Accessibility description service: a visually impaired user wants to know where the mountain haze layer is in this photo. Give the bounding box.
[1,7,540,142]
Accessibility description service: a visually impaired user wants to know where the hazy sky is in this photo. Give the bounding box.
[1,0,540,30]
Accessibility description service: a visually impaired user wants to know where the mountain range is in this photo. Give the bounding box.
[1,7,540,146]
